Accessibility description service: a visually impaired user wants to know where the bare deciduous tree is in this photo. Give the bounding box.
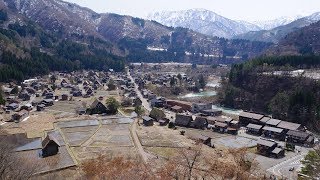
[0,135,38,180]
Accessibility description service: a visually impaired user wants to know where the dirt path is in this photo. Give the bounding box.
[130,118,156,163]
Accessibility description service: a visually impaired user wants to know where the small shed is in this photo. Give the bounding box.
[142,116,154,126]
[41,135,60,158]
[37,104,45,111]
[61,94,69,101]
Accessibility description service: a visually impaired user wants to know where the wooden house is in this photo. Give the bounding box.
[142,116,154,126]
[88,99,107,115]
[41,135,60,158]
[37,104,45,111]
[262,126,285,140]
[61,94,69,101]
[192,103,212,113]
[201,109,222,116]
[159,118,169,126]
[213,122,228,133]
[166,100,192,112]
[12,110,29,123]
[277,121,301,133]
[246,123,263,135]
[192,116,208,129]
[257,139,284,158]
[239,112,264,126]
[175,114,192,127]
[286,130,311,144]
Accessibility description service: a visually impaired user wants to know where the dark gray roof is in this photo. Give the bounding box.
[272,147,284,154]
[171,105,182,110]
[214,122,228,128]
[257,139,276,147]
[266,119,282,126]
[262,126,284,133]
[260,117,271,123]
[42,134,61,148]
[142,116,153,121]
[286,130,310,139]
[277,121,301,130]
[175,114,192,126]
[239,112,264,120]
[246,123,263,130]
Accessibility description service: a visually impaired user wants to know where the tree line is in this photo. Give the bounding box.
[218,55,320,132]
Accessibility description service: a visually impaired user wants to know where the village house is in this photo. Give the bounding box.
[42,99,54,106]
[192,116,208,129]
[193,134,213,147]
[192,103,212,113]
[21,104,33,111]
[7,103,19,110]
[86,88,94,96]
[45,92,54,99]
[159,118,169,126]
[88,99,107,115]
[239,112,264,126]
[276,121,302,133]
[286,130,311,144]
[19,91,31,101]
[72,91,82,97]
[142,116,154,126]
[150,97,166,108]
[246,123,263,135]
[212,122,228,133]
[167,100,192,112]
[37,104,45,111]
[262,126,285,140]
[133,98,142,107]
[171,105,183,113]
[259,117,271,124]
[201,109,222,116]
[77,107,87,115]
[12,110,29,123]
[265,118,282,127]
[61,94,69,101]
[175,114,193,127]
[41,134,60,158]
[257,139,285,158]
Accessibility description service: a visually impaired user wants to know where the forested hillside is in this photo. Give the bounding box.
[0,8,125,82]
[218,56,320,132]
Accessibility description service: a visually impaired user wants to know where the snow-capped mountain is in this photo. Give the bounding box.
[234,12,320,43]
[148,9,261,38]
[252,16,303,30]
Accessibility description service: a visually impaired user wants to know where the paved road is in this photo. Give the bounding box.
[127,70,151,112]
[267,153,306,179]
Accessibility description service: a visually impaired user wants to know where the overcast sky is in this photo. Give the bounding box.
[64,0,320,21]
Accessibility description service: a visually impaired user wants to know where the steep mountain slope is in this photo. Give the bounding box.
[266,20,320,56]
[234,12,320,43]
[148,9,261,38]
[0,1,125,82]
[251,16,302,30]
[1,0,272,64]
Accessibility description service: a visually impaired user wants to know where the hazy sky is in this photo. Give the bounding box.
[64,0,320,21]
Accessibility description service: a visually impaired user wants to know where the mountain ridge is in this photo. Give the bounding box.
[1,0,273,64]
[148,9,262,38]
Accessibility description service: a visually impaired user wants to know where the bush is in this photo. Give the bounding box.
[106,97,120,114]
[149,108,165,120]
